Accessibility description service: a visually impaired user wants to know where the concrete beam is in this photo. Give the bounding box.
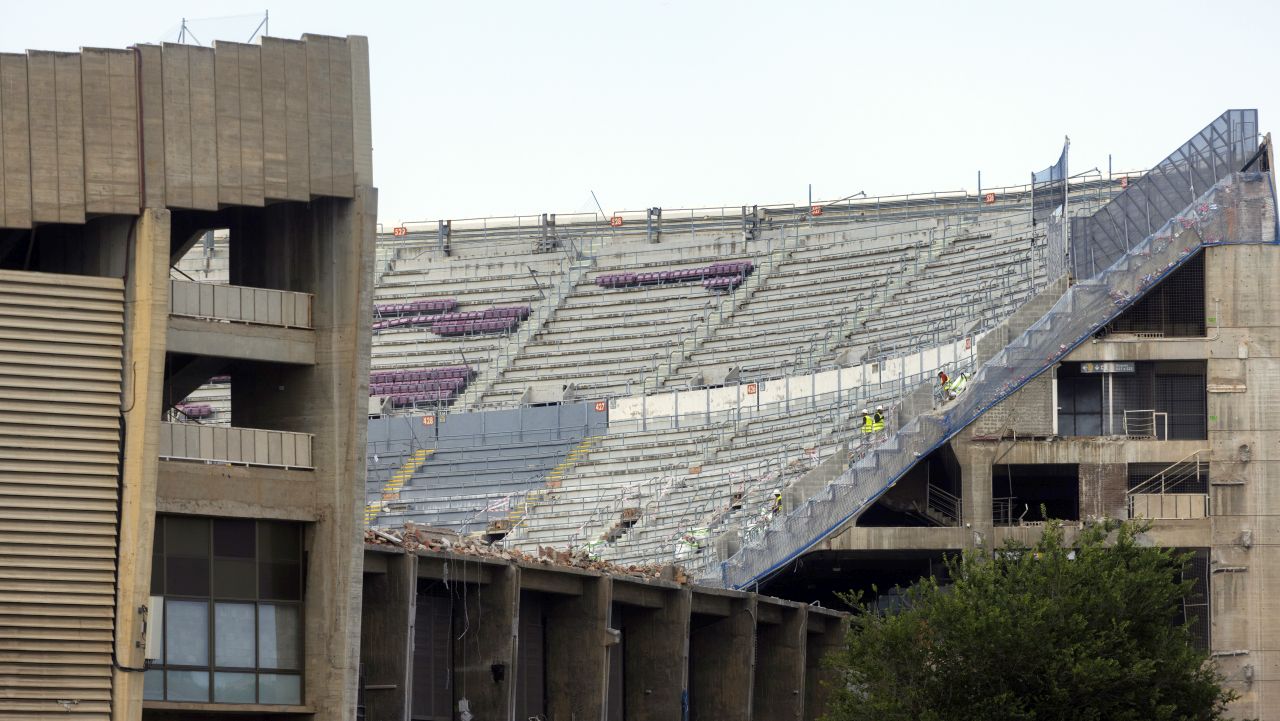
[754,602,806,721]
[545,575,611,720]
[166,314,316,365]
[453,562,519,721]
[616,584,691,721]
[689,595,756,721]
[823,525,969,553]
[155,459,318,520]
[520,564,586,595]
[360,551,415,721]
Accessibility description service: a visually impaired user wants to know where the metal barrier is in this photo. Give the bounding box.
[1122,409,1168,440]
[169,279,313,329]
[712,172,1276,590]
[158,421,314,469]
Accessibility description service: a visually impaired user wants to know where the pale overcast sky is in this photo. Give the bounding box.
[2,1,1276,227]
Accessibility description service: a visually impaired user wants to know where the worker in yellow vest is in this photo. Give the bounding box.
[872,405,886,434]
[860,408,874,436]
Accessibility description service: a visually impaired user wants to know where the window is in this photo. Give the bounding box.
[144,516,304,705]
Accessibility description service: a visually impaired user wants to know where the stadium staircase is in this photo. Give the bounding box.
[453,239,610,409]
[710,171,1276,589]
[365,447,434,526]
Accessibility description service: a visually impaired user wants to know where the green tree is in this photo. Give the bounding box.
[825,519,1236,721]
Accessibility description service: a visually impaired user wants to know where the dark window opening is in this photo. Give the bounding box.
[857,446,962,528]
[1057,361,1207,440]
[411,587,453,721]
[145,516,304,706]
[514,592,547,721]
[1179,548,1211,653]
[992,464,1080,524]
[1105,251,1205,337]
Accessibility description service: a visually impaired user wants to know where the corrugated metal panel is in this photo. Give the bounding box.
[0,269,122,720]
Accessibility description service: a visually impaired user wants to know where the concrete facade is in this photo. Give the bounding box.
[360,546,845,721]
[0,34,374,721]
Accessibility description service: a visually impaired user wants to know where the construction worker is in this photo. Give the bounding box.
[771,488,783,516]
[938,369,949,388]
[947,372,970,400]
[860,408,874,436]
[872,405,886,434]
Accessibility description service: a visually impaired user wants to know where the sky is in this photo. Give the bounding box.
[2,1,1277,228]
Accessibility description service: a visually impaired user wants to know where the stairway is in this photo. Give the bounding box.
[365,448,434,527]
[710,172,1272,589]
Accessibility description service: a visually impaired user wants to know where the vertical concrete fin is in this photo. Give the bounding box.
[237,41,265,207]
[282,38,310,201]
[135,44,165,210]
[348,35,373,190]
[160,43,192,209]
[82,48,139,216]
[187,45,217,210]
[53,51,85,224]
[0,53,32,229]
[327,35,355,197]
[259,37,289,200]
[26,51,59,223]
[214,41,243,206]
[303,34,333,197]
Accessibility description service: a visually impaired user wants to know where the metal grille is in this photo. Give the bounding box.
[1179,548,1211,653]
[1106,251,1205,337]
[1071,110,1258,279]
[1128,462,1209,494]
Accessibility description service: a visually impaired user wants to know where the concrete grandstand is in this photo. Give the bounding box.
[166,107,1280,717]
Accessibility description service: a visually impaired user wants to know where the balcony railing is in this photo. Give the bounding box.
[159,421,314,469]
[169,279,313,329]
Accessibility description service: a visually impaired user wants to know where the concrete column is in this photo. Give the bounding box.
[452,563,519,720]
[956,435,993,549]
[619,586,692,721]
[803,612,846,720]
[111,208,170,721]
[689,594,756,721]
[1078,463,1127,521]
[545,575,612,720]
[753,603,806,721]
[360,551,416,721]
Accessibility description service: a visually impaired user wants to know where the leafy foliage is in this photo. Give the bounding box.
[824,519,1236,721]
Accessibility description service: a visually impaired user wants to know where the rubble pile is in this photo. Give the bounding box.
[364,524,689,584]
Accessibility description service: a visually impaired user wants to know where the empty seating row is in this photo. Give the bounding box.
[373,298,458,317]
[595,260,755,289]
[370,365,473,384]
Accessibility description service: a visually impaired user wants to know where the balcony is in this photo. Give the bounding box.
[170,279,312,328]
[159,421,313,470]
[167,280,316,365]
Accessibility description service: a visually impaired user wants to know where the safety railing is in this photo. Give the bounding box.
[158,421,314,470]
[711,171,1275,590]
[925,483,963,526]
[169,279,313,329]
[1122,409,1169,440]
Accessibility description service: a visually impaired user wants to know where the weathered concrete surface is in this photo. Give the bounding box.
[360,550,415,721]
[165,314,316,364]
[754,602,806,720]
[545,574,612,719]
[689,591,756,721]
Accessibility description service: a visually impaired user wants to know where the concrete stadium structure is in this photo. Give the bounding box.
[0,32,852,721]
[346,110,1280,720]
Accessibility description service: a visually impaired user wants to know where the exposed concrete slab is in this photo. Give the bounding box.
[155,459,318,520]
[166,315,316,365]
[616,584,691,721]
[545,575,611,720]
[823,525,969,552]
[454,563,519,720]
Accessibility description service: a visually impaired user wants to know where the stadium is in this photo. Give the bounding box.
[0,28,1277,721]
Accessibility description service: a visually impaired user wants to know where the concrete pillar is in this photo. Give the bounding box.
[617,586,692,721]
[753,603,806,721]
[689,594,756,721]
[1078,463,1127,521]
[360,551,416,721]
[956,435,993,548]
[111,208,170,721]
[452,563,519,720]
[545,575,612,720]
[803,612,846,720]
